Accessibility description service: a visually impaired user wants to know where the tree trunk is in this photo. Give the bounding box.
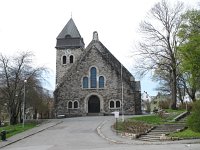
[33,108,37,119]
[191,88,196,102]
[10,114,18,125]
[170,69,177,109]
[19,107,22,123]
[177,86,183,104]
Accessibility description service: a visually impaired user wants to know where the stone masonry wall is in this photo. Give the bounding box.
[55,46,140,116]
[56,48,84,85]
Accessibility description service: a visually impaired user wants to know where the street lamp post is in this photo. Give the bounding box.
[23,79,27,128]
[121,63,124,122]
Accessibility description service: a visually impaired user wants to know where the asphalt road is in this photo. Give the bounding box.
[1,116,200,150]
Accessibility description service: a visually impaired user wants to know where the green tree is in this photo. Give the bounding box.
[187,100,200,132]
[178,10,200,101]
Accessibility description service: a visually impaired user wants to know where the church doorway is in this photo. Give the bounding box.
[88,95,100,113]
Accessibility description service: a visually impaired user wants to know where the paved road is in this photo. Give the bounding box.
[1,116,200,150]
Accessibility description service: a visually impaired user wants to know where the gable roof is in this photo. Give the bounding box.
[55,33,141,92]
[57,18,81,39]
[87,40,138,84]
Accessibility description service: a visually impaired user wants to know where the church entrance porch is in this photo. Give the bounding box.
[88,95,100,113]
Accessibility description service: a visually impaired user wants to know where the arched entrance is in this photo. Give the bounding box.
[88,95,100,113]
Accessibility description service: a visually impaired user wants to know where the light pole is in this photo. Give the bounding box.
[121,63,124,122]
[23,79,27,128]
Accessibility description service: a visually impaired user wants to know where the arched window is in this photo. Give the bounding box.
[70,55,74,63]
[110,100,114,108]
[90,67,97,88]
[68,101,73,109]
[74,101,78,109]
[116,100,121,108]
[65,34,71,38]
[83,77,88,88]
[62,56,66,64]
[99,76,104,88]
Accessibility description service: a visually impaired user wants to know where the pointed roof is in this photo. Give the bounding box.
[56,18,84,49]
[55,32,141,92]
[57,18,81,39]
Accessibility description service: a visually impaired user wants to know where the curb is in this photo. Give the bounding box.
[96,119,200,145]
[0,120,63,149]
[96,120,124,144]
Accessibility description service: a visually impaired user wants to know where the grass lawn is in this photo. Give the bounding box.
[164,109,185,120]
[169,128,200,139]
[130,115,163,125]
[129,109,185,125]
[0,123,38,139]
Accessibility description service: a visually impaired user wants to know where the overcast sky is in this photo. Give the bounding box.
[0,0,198,96]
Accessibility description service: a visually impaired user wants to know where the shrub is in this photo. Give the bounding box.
[114,120,153,134]
[187,100,200,132]
[159,100,170,109]
[178,102,193,111]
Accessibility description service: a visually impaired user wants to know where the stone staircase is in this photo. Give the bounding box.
[139,123,186,142]
[139,112,189,142]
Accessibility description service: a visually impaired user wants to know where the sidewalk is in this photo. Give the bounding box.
[97,117,200,145]
[0,120,63,149]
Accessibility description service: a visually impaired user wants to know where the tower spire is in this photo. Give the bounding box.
[56,18,85,49]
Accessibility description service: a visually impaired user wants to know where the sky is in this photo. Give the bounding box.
[0,0,198,96]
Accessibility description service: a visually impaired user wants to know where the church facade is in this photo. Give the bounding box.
[54,18,141,117]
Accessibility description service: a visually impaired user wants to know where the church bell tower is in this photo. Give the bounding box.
[55,18,85,86]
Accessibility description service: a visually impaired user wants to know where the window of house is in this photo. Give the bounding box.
[99,76,104,88]
[68,101,73,109]
[74,101,78,108]
[83,77,88,88]
[90,67,97,88]
[116,100,121,108]
[62,56,66,64]
[110,100,115,108]
[70,55,74,63]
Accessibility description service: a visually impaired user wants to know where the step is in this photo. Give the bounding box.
[87,113,104,116]
[152,130,170,132]
[139,137,161,142]
[147,132,165,135]
[141,135,161,138]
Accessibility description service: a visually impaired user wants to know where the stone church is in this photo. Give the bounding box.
[54,18,141,117]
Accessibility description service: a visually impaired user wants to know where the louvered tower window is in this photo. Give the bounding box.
[70,55,74,63]
[62,56,66,64]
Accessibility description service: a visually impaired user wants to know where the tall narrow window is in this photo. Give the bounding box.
[68,101,72,109]
[70,55,74,63]
[62,56,66,64]
[99,76,104,88]
[116,100,121,108]
[110,101,114,108]
[74,101,78,108]
[83,77,88,88]
[90,67,97,88]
